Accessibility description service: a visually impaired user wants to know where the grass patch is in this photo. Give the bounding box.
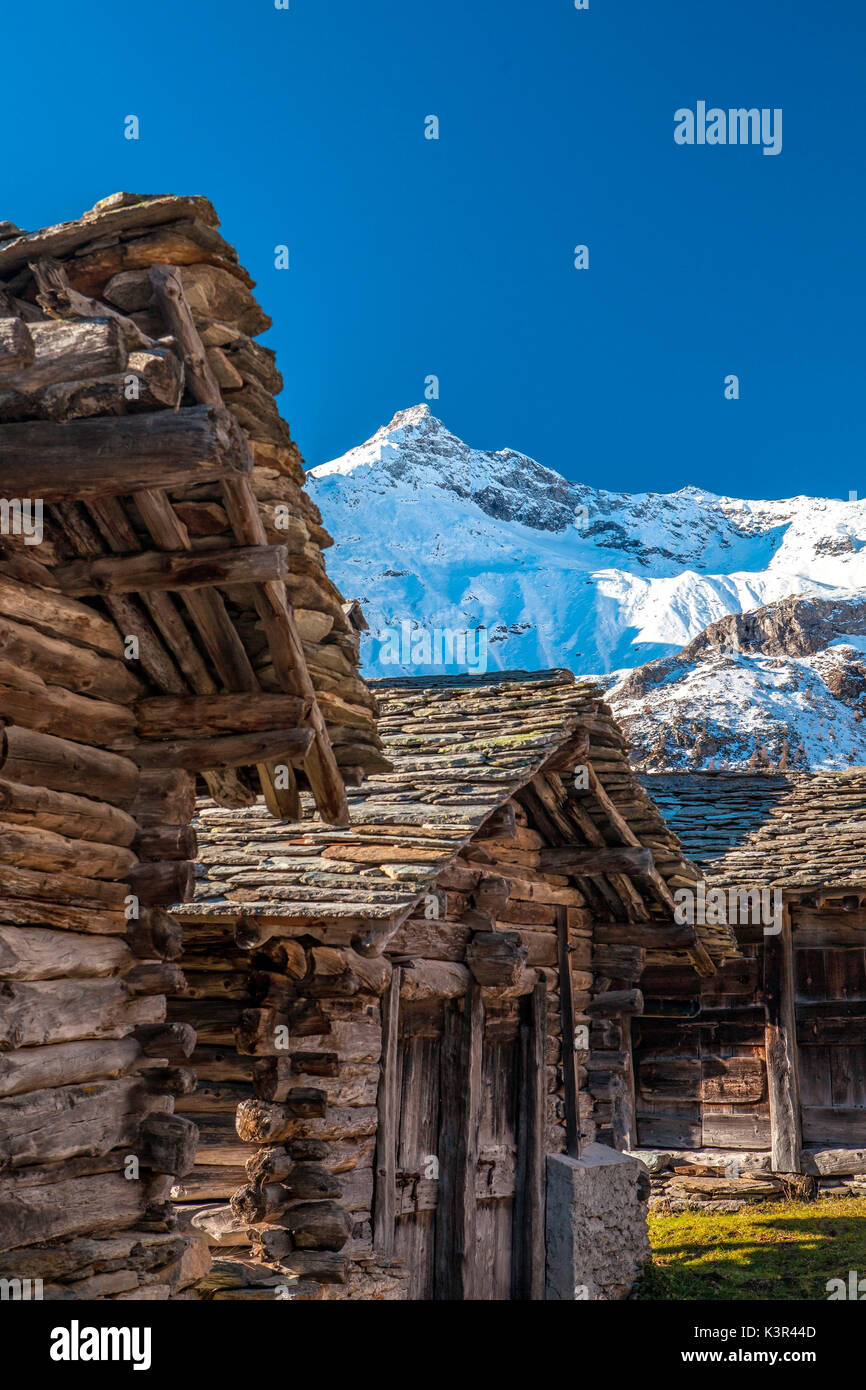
[640,1196,866,1300]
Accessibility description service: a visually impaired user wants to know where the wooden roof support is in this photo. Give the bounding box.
[129,485,299,819]
[149,263,350,826]
[539,845,654,876]
[520,776,636,921]
[55,544,289,596]
[64,495,254,810]
[129,725,314,772]
[135,692,310,737]
[0,403,251,501]
[593,920,701,950]
[85,495,228,698]
[579,763,680,915]
[542,769,651,923]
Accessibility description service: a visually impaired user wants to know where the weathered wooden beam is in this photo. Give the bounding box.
[133,1021,196,1061]
[0,1038,141,1099]
[465,929,527,987]
[593,920,699,949]
[587,988,644,1018]
[435,987,482,1299]
[56,543,288,596]
[305,945,391,997]
[557,905,582,1159]
[0,404,251,501]
[281,1201,352,1252]
[373,966,401,1261]
[129,725,313,772]
[0,724,139,803]
[133,824,197,862]
[0,1079,147,1170]
[764,905,802,1174]
[0,820,136,880]
[0,670,134,747]
[0,1170,147,1252]
[0,924,132,980]
[126,908,184,962]
[512,979,547,1299]
[0,346,184,423]
[135,691,309,738]
[0,316,127,391]
[399,959,470,1001]
[0,315,34,373]
[127,860,195,907]
[0,978,159,1050]
[139,1112,199,1176]
[539,844,654,876]
[0,777,137,846]
[0,613,143,704]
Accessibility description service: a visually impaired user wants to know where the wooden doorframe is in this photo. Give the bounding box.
[434,986,483,1299]
[511,979,547,1299]
[373,966,401,1259]
[764,904,803,1173]
[556,905,582,1158]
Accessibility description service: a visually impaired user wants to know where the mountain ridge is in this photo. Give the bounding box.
[306,405,866,769]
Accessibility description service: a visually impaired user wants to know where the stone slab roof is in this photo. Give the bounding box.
[643,770,866,893]
[176,670,733,960]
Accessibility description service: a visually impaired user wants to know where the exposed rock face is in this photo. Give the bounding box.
[608,595,866,771]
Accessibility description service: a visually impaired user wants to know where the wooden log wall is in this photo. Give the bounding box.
[632,900,866,1173]
[0,575,211,1298]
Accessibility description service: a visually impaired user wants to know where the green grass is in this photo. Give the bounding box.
[640,1196,866,1300]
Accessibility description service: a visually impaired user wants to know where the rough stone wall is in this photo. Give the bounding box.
[545,1144,651,1301]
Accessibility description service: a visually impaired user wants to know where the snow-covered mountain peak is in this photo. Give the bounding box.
[310,405,576,530]
[306,408,866,769]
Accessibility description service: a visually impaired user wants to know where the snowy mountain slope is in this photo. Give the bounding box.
[307,405,866,768]
[607,594,866,771]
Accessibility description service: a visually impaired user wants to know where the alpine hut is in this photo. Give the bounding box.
[633,771,866,1206]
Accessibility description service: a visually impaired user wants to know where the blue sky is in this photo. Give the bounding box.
[4,0,864,500]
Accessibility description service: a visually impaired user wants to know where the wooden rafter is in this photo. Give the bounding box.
[5,255,348,822]
[149,263,350,827]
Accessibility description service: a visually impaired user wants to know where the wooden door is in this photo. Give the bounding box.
[379,987,546,1300]
[795,936,866,1146]
[632,953,770,1152]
